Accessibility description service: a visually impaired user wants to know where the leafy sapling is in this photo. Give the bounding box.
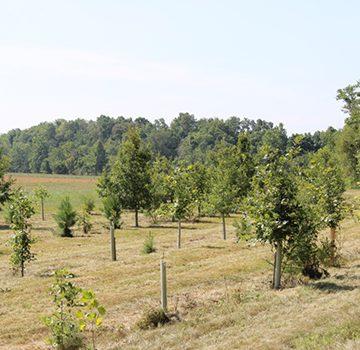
[8,188,35,277]
[34,186,50,221]
[44,269,106,350]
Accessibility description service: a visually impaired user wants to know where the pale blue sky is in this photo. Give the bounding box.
[0,0,358,134]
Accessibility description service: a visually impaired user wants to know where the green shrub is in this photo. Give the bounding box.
[54,197,77,237]
[142,233,156,254]
[135,307,169,330]
[82,197,95,214]
[77,211,92,234]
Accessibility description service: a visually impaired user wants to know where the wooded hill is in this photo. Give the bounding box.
[0,114,337,175]
[0,81,359,184]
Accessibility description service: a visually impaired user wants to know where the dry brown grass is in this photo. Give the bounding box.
[0,176,359,350]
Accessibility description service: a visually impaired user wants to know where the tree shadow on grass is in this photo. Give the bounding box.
[334,274,360,281]
[0,224,10,231]
[201,245,225,250]
[309,281,356,293]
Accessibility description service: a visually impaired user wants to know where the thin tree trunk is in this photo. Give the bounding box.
[177,219,181,249]
[273,241,282,290]
[21,261,24,277]
[222,213,226,240]
[134,208,139,227]
[330,226,336,266]
[41,198,45,221]
[110,221,116,261]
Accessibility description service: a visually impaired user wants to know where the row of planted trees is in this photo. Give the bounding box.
[96,126,352,289]
[0,126,352,290]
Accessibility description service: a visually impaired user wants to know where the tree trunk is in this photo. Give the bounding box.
[222,213,226,240]
[330,226,336,266]
[110,221,116,261]
[177,219,182,249]
[273,241,282,290]
[20,261,24,277]
[41,198,45,221]
[134,208,139,227]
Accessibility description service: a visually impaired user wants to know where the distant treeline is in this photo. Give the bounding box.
[0,113,339,176]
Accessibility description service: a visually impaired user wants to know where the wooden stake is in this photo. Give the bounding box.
[222,213,226,240]
[110,221,116,261]
[177,219,181,249]
[160,258,167,312]
[330,227,336,266]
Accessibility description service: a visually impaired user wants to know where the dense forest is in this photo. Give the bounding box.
[0,82,359,185]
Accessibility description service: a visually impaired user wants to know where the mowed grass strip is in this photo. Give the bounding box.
[0,174,359,349]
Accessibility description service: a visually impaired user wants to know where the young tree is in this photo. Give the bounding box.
[97,170,122,260]
[188,162,209,218]
[147,155,174,223]
[34,185,50,221]
[208,135,253,239]
[308,148,347,266]
[8,188,35,277]
[170,164,196,249]
[77,211,92,234]
[110,128,152,227]
[102,194,122,261]
[43,269,106,350]
[248,147,304,289]
[54,197,77,237]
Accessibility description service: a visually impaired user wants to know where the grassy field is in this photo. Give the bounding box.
[0,174,359,350]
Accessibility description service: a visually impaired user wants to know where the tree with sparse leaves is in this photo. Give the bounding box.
[8,188,35,277]
[34,185,50,221]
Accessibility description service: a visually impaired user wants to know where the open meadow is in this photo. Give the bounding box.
[0,174,359,350]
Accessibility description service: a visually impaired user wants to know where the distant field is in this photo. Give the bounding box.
[0,174,359,350]
[6,173,99,211]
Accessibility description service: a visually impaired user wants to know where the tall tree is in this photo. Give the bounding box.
[110,128,152,227]
[248,147,305,289]
[94,141,107,175]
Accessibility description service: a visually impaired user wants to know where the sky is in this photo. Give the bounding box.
[0,0,359,135]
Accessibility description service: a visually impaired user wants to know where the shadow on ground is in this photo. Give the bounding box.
[309,281,356,293]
